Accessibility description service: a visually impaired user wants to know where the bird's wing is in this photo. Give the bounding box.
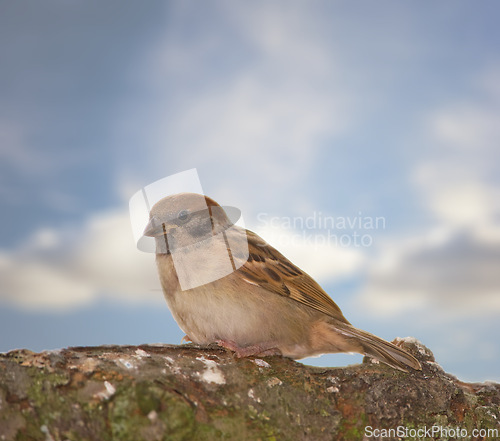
[233,229,350,323]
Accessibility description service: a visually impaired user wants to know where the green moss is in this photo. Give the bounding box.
[335,390,369,441]
[158,392,197,439]
[108,383,198,441]
[135,382,163,415]
[18,368,75,440]
[475,405,500,429]
[320,408,330,417]
[27,368,70,408]
[339,412,369,441]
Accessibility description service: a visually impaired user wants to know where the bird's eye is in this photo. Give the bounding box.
[177,210,190,223]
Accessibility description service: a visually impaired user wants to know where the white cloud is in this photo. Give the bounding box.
[359,68,500,319]
[0,253,96,312]
[0,206,367,312]
[415,95,499,228]
[431,104,500,152]
[416,77,500,228]
[115,0,353,208]
[414,169,500,228]
[358,227,500,318]
[254,223,366,284]
[0,210,162,312]
[68,211,161,300]
[163,75,346,183]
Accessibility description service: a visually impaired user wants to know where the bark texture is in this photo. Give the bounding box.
[0,339,498,440]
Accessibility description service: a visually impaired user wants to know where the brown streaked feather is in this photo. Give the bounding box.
[238,230,350,324]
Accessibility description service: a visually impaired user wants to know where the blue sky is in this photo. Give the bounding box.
[1,1,499,382]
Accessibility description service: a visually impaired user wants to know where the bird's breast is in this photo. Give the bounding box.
[155,253,319,351]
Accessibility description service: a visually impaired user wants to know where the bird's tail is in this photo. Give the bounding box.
[332,321,422,372]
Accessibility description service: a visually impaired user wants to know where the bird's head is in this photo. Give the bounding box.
[143,192,233,253]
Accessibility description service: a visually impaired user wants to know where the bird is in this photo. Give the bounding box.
[143,192,421,372]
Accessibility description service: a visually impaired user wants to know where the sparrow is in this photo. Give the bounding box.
[144,192,421,372]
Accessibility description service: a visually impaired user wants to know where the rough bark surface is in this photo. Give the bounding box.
[0,339,498,441]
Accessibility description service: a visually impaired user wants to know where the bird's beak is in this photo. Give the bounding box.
[143,217,167,237]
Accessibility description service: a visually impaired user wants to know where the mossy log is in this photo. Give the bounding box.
[0,339,498,440]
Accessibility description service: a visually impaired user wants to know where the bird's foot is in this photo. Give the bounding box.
[181,335,193,344]
[216,339,282,358]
